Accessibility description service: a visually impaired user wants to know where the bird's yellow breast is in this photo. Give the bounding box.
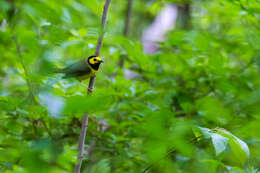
[77,70,97,81]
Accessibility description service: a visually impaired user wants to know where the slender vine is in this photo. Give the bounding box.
[13,35,37,104]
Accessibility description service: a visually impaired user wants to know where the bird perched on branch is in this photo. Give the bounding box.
[54,55,103,81]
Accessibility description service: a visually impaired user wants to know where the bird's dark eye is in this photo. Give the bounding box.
[94,59,97,61]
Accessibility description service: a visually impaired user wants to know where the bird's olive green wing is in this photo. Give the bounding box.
[57,59,91,78]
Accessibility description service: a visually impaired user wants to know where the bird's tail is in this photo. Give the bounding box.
[53,68,65,73]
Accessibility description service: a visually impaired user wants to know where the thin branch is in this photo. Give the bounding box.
[177,3,191,30]
[0,125,19,136]
[89,0,111,93]
[123,0,133,36]
[94,0,111,57]
[0,117,15,120]
[0,144,12,148]
[87,77,96,93]
[119,0,133,68]
[74,114,89,173]
[74,0,112,173]
[142,148,177,173]
[32,120,39,138]
[12,35,37,104]
[40,118,53,138]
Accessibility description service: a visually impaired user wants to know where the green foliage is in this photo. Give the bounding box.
[1,0,260,172]
[88,159,111,173]
[199,127,250,166]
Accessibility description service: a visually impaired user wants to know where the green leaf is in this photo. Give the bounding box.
[216,129,250,165]
[89,159,111,173]
[227,166,245,173]
[211,133,229,156]
[199,127,250,165]
[198,127,212,139]
[64,93,113,115]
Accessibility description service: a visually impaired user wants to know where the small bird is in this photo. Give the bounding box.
[54,55,103,81]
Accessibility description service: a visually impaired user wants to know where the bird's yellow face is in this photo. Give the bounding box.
[89,56,103,65]
[87,56,103,71]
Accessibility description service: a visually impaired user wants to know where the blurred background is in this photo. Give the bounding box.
[1,0,260,172]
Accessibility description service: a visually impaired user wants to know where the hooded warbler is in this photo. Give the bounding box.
[55,56,103,81]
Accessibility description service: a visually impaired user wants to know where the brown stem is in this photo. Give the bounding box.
[119,0,133,68]
[123,0,133,36]
[32,120,39,138]
[89,0,111,94]
[87,76,96,93]
[177,3,191,30]
[94,0,111,57]
[74,0,112,173]
[74,114,89,173]
[40,118,53,138]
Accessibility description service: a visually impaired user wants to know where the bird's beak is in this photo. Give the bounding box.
[100,60,104,63]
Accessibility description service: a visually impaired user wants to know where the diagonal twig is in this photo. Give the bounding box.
[142,136,201,173]
[13,35,37,104]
